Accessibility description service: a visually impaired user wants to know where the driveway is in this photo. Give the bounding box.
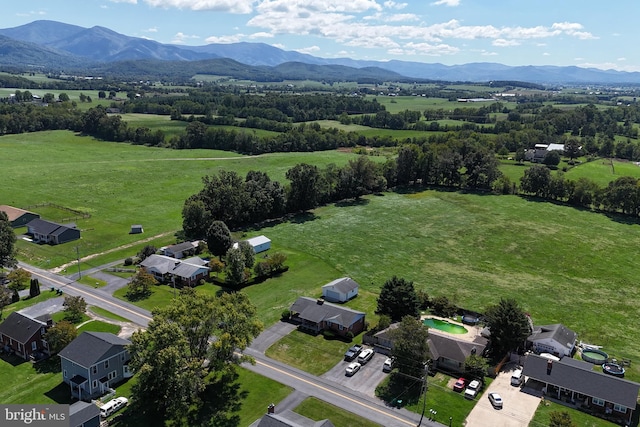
[322,348,389,397]
[464,365,541,427]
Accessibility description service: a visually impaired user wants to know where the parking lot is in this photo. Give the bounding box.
[322,348,389,396]
[464,367,541,427]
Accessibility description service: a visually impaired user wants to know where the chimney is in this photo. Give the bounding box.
[267,404,275,414]
[547,359,553,375]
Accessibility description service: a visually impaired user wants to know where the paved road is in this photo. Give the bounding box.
[18,262,152,328]
[17,262,444,426]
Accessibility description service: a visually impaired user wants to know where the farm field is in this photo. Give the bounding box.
[0,130,371,268]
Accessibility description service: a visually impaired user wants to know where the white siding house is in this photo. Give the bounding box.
[321,277,359,303]
[246,235,271,253]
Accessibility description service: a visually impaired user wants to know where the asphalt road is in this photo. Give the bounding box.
[18,261,152,327]
[17,262,446,426]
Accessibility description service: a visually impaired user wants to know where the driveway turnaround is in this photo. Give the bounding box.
[464,367,540,427]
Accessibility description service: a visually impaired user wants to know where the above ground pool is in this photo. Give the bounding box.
[581,348,608,364]
[423,318,468,334]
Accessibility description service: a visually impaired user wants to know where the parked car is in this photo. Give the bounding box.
[383,357,394,372]
[344,344,363,361]
[464,380,481,399]
[345,362,361,376]
[488,392,503,408]
[510,368,524,386]
[357,348,374,365]
[100,397,128,418]
[453,377,467,392]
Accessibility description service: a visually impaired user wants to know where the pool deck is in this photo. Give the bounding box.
[420,314,485,343]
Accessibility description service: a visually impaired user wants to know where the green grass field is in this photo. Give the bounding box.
[0,130,370,268]
[0,355,69,405]
[294,397,382,427]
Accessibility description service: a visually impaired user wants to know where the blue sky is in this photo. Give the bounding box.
[3,0,639,72]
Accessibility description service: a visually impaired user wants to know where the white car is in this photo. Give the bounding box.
[345,362,361,376]
[100,396,128,418]
[464,380,481,399]
[358,348,374,364]
[488,392,503,408]
[382,357,394,372]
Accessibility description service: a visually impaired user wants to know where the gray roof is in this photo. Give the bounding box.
[528,324,577,350]
[0,312,47,343]
[27,218,63,235]
[140,254,208,278]
[254,410,335,427]
[69,401,100,426]
[522,354,640,408]
[427,330,488,363]
[59,332,130,368]
[322,277,359,294]
[289,297,364,328]
[166,241,196,253]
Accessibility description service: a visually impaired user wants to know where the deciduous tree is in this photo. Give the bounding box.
[129,289,262,422]
[137,245,157,262]
[126,269,157,300]
[181,197,211,239]
[375,276,419,322]
[549,411,577,427]
[44,320,78,354]
[390,315,430,379]
[7,268,30,292]
[63,295,87,323]
[207,221,233,260]
[0,211,17,269]
[286,163,321,212]
[484,298,531,359]
[0,286,11,320]
[225,247,247,286]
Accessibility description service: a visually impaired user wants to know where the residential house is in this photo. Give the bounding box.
[26,218,80,245]
[289,296,365,337]
[69,401,100,427]
[321,277,359,303]
[0,205,40,228]
[527,324,577,358]
[427,330,489,374]
[59,332,132,401]
[246,235,271,253]
[249,405,335,427]
[140,254,209,287]
[162,241,198,259]
[0,312,51,360]
[522,354,640,425]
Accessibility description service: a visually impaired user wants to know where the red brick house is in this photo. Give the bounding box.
[0,312,52,361]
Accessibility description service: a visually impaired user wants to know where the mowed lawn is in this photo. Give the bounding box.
[0,130,370,267]
[245,190,640,381]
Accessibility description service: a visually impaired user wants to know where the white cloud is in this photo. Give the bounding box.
[248,32,273,39]
[431,0,460,6]
[578,61,640,72]
[205,34,245,43]
[543,52,550,56]
[16,10,47,17]
[296,45,321,54]
[110,0,137,3]
[384,1,408,9]
[618,57,627,61]
[171,32,201,44]
[492,38,520,47]
[144,27,158,33]
[481,51,498,56]
[143,0,254,13]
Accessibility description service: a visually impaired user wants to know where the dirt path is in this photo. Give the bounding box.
[52,231,174,273]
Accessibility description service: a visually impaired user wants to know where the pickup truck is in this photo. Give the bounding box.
[344,344,363,361]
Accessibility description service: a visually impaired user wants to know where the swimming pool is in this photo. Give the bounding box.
[423,318,468,334]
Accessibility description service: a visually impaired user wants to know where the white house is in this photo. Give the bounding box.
[246,235,271,253]
[527,323,577,358]
[321,277,359,303]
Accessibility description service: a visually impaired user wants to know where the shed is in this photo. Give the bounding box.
[130,225,144,234]
[321,277,359,303]
[247,235,271,253]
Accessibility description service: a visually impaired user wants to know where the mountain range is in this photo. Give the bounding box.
[1,20,640,85]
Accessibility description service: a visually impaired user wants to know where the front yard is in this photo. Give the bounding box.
[0,354,69,404]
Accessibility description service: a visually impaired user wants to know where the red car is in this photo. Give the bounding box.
[453,377,467,392]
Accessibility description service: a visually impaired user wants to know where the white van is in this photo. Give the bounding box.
[511,369,524,386]
[100,400,117,418]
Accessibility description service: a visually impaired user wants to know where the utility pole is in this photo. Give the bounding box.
[417,363,429,427]
[76,246,81,280]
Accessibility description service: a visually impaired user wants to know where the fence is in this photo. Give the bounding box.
[23,202,91,222]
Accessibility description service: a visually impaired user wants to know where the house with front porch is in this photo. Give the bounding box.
[0,312,52,360]
[289,297,365,338]
[59,332,132,401]
[522,354,640,425]
[139,254,209,287]
[26,218,80,245]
